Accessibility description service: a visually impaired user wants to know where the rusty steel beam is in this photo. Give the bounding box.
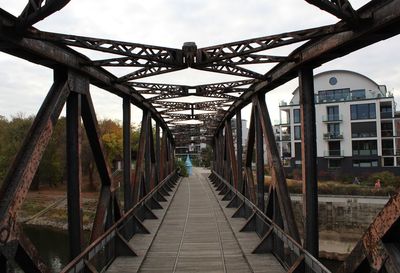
[236,111,243,193]
[256,94,301,244]
[117,66,184,82]
[155,124,161,186]
[0,70,69,242]
[197,24,343,65]
[30,31,183,66]
[80,90,121,243]
[225,120,239,189]
[0,10,174,143]
[17,0,71,29]
[66,77,84,260]
[0,70,69,272]
[299,68,319,256]
[195,64,265,80]
[244,106,256,203]
[123,96,132,212]
[132,110,151,204]
[253,103,265,212]
[337,191,400,273]
[305,0,361,26]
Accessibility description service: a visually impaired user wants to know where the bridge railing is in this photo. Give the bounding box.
[210,171,332,273]
[60,170,180,273]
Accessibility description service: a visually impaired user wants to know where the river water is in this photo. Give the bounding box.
[11,225,341,272]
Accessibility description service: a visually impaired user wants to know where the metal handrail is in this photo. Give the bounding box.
[211,170,331,273]
[60,170,179,273]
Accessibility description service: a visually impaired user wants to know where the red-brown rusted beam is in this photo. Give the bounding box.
[244,105,256,203]
[0,70,69,258]
[337,190,400,273]
[256,94,301,244]
[299,68,319,256]
[253,102,265,212]
[66,75,85,260]
[80,90,121,242]
[132,111,151,205]
[123,96,132,212]
[225,120,239,189]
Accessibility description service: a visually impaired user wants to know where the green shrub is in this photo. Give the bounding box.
[175,159,188,177]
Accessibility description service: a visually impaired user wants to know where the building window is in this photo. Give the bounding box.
[351,89,366,100]
[353,159,378,167]
[328,159,341,169]
[352,140,377,156]
[351,122,377,138]
[328,141,341,156]
[380,103,393,119]
[293,109,300,123]
[318,88,350,102]
[295,143,301,159]
[327,123,340,137]
[383,157,395,167]
[381,121,394,137]
[294,126,301,140]
[382,139,394,155]
[351,103,376,120]
[327,106,339,121]
[329,77,337,85]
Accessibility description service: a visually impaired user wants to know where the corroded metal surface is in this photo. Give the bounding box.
[0,1,400,272]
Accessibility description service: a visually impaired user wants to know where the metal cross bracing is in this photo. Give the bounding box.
[0,0,400,272]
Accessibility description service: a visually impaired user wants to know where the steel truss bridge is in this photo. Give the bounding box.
[0,0,400,272]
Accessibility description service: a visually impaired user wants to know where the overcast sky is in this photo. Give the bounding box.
[0,0,399,127]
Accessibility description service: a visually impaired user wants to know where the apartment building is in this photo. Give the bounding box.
[275,70,400,176]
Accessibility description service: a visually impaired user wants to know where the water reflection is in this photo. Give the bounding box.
[9,225,70,273]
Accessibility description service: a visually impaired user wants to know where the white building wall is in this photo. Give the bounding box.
[279,70,397,169]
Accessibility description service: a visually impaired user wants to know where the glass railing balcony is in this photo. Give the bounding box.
[323,132,344,140]
[352,150,378,156]
[322,115,343,122]
[323,150,344,157]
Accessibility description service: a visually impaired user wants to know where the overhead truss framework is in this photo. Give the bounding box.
[0,0,400,272]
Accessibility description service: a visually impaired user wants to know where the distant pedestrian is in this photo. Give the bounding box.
[375,178,381,189]
[353,177,360,185]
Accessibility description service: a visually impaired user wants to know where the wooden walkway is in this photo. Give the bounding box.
[106,168,284,273]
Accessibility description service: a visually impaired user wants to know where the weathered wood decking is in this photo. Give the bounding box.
[106,168,284,273]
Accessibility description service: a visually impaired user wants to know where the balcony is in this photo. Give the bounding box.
[323,132,344,140]
[322,115,343,123]
[352,150,378,156]
[323,150,344,158]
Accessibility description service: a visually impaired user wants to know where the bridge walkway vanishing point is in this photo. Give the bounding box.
[106,168,284,273]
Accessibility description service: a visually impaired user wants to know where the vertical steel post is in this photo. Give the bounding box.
[155,124,161,185]
[254,104,265,212]
[225,120,239,189]
[66,87,83,260]
[257,94,301,243]
[123,97,132,212]
[236,111,243,192]
[144,118,152,193]
[299,67,319,257]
